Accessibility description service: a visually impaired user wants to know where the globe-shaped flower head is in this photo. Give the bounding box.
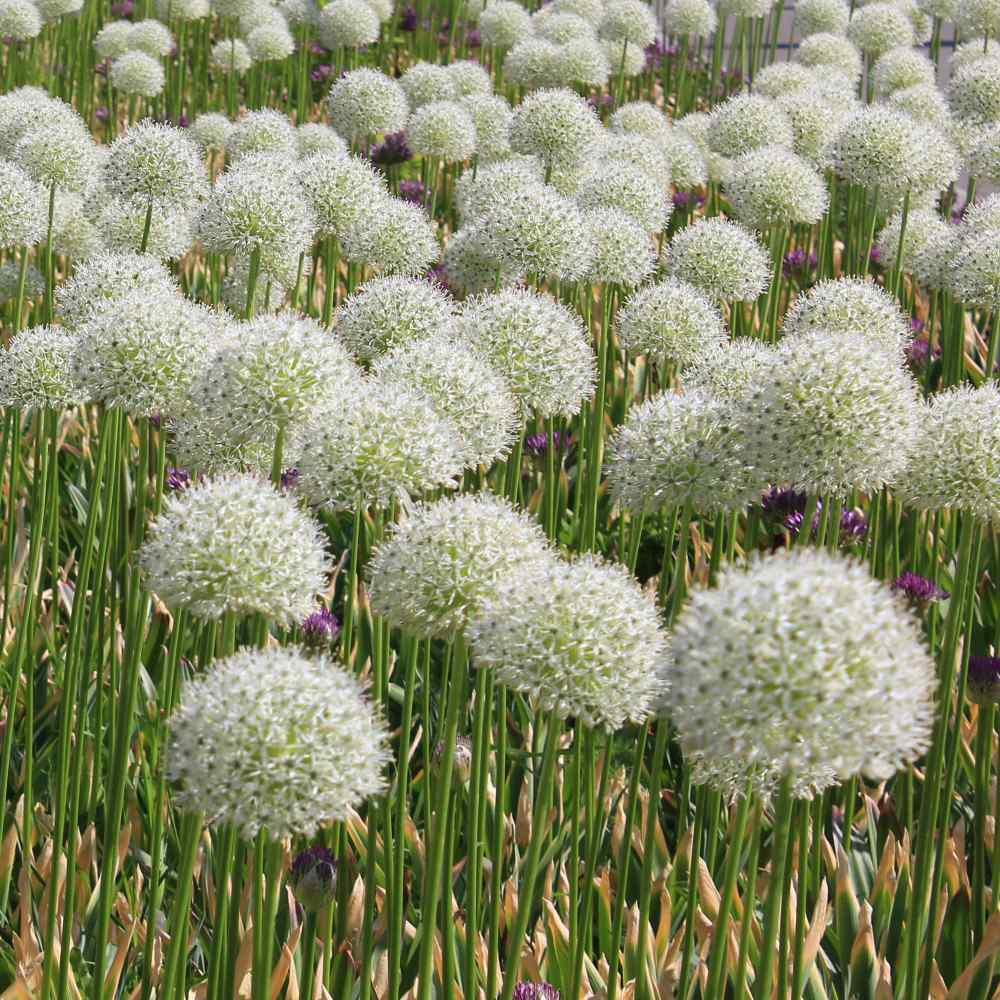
[317,0,379,48]
[467,552,668,730]
[946,223,1000,309]
[210,38,253,74]
[369,493,550,637]
[15,115,100,194]
[0,0,41,40]
[0,326,82,410]
[400,61,459,108]
[461,94,514,160]
[847,2,915,56]
[575,161,671,232]
[327,68,409,141]
[707,94,794,157]
[0,161,46,249]
[724,146,828,229]
[247,20,295,61]
[582,208,657,287]
[296,123,348,159]
[872,45,935,96]
[508,88,602,169]
[407,101,477,162]
[663,0,717,36]
[956,0,1000,38]
[340,197,438,275]
[298,152,387,242]
[190,112,233,153]
[599,0,657,49]
[949,57,1000,127]
[105,120,207,207]
[667,548,935,798]
[167,646,389,837]
[128,18,173,56]
[795,31,863,79]
[110,51,166,97]
[228,109,298,162]
[94,20,132,59]
[479,0,532,48]
[796,0,850,35]
[664,218,770,302]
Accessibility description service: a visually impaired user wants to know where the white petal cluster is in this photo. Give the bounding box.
[228,108,298,161]
[945,225,1000,309]
[341,198,439,275]
[441,224,525,294]
[574,161,671,232]
[316,0,379,48]
[0,326,83,410]
[872,45,935,96]
[455,155,543,222]
[461,94,514,160]
[610,100,671,139]
[508,87,602,166]
[98,197,194,260]
[168,647,388,837]
[664,218,770,303]
[296,122,348,159]
[448,59,493,95]
[684,337,778,401]
[400,61,459,108]
[582,207,657,287]
[0,0,41,39]
[0,260,44,303]
[110,50,166,96]
[504,37,564,89]
[296,384,464,509]
[467,552,668,730]
[128,17,173,56]
[0,161,47,249]
[15,116,100,193]
[956,0,1000,37]
[456,287,596,417]
[949,57,1000,127]
[888,81,952,127]
[105,120,207,206]
[724,146,828,229]
[795,31,863,79]
[667,548,935,799]
[744,329,920,494]
[608,389,762,514]
[897,383,1000,521]
[707,94,794,158]
[247,20,295,60]
[369,492,549,637]
[479,0,533,47]
[875,208,955,286]
[776,89,853,167]
[407,100,477,162]
[190,112,233,152]
[616,277,727,366]
[663,0,717,36]
[327,68,409,141]
[796,0,850,35]
[210,38,253,74]
[598,0,657,47]
[373,332,519,468]
[94,19,132,58]
[298,152,387,240]
[846,1,915,55]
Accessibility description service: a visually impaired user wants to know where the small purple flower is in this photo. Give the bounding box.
[512,984,560,1000]
[281,467,301,490]
[401,5,418,29]
[968,656,1000,705]
[426,264,450,290]
[905,337,934,368]
[96,60,110,77]
[310,63,333,82]
[399,178,425,204]
[891,572,948,604]
[869,245,882,265]
[467,28,481,47]
[644,40,667,69]
[290,846,338,913]
[761,486,807,520]
[587,93,613,109]
[310,41,327,55]
[782,248,818,278]
[166,467,192,491]
[95,106,111,121]
[524,430,573,455]
[839,508,868,541]
[369,130,412,166]
[910,317,925,334]
[301,607,341,647]
[111,0,134,15]
[177,114,190,128]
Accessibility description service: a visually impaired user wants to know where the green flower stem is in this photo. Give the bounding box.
[676,784,707,1000]
[244,245,261,320]
[161,811,205,999]
[732,805,764,1000]
[486,684,510,1000]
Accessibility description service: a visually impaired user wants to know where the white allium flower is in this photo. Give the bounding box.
[574,160,671,232]
[0,161,46,249]
[956,0,1000,38]
[228,109,298,162]
[0,87,66,157]
[724,146,828,228]
[441,224,525,294]
[448,59,493,96]
[211,0,257,19]
[53,194,103,261]
[718,0,772,16]
[552,0,603,20]
[297,152,387,240]
[707,94,794,158]
[753,62,818,98]
[953,37,1000,74]
[335,275,455,361]
[872,45,935,96]
[875,209,955,286]
[479,0,533,47]
[616,277,727,366]
[210,38,253,74]
[847,2,914,55]
[73,287,223,416]
[602,34,645,73]
[776,89,852,167]
[373,333,519,468]
[297,383,463,508]
[192,312,363,459]
[407,101,477,162]
[110,50,166,97]
[598,0,656,47]
[366,0,392,19]
[454,155,543,221]
[94,19,132,58]
[598,132,672,185]
[610,100,670,139]
[190,112,232,152]
[105,120,207,207]
[557,36,613,87]
[198,157,315,286]
[664,218,770,303]
[240,3,286,35]
[684,337,778,400]
[33,0,79,21]
[503,38,565,89]
[168,646,388,838]
[57,250,176,328]
[663,129,709,187]
[746,329,920,493]
[296,122,348,159]
[278,0,315,22]
[247,20,295,61]
[945,226,1000,309]
[888,82,952,127]
[949,57,1000,127]
[316,0,379,47]
[399,62,459,109]
[0,326,82,410]
[0,260,44,303]
[156,0,210,19]
[795,30,863,79]
[461,94,514,159]
[668,548,935,799]
[582,207,656,286]
[535,8,594,42]
[127,17,174,56]
[477,182,594,280]
[897,383,1000,520]
[98,197,193,260]
[663,0,716,35]
[796,0,850,35]
[966,121,1000,180]
[783,276,910,355]
[608,389,761,514]
[916,0,955,18]
[328,68,409,140]
[0,0,41,38]
[455,287,596,416]
[369,492,548,638]
[468,552,668,730]
[962,192,1000,229]
[508,87,601,166]
[340,197,438,275]
[15,117,100,193]
[221,257,287,315]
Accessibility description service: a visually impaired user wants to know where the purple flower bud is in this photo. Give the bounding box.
[512,984,560,1000]
[301,607,341,648]
[369,130,412,166]
[401,5,418,29]
[399,178,425,204]
[524,430,573,456]
[281,467,301,490]
[166,467,192,491]
[869,245,882,264]
[968,656,1000,705]
[891,572,948,604]
[839,508,868,541]
[177,114,190,128]
[311,63,333,82]
[95,106,111,121]
[467,28,481,47]
[311,41,327,55]
[290,845,338,913]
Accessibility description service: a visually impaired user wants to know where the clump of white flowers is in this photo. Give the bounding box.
[228,108,298,161]
[298,152,387,242]
[341,197,438,275]
[210,38,253,74]
[407,101,478,162]
[724,146,828,228]
[141,473,331,623]
[479,0,533,48]
[110,50,166,97]
[0,161,47,249]
[664,218,771,302]
[583,207,657,287]
[575,161,671,232]
[167,646,389,837]
[847,1,915,55]
[0,326,82,410]
[400,61,459,108]
[327,68,409,141]
[317,0,380,49]
[795,31,863,79]
[667,548,935,798]
[508,87,601,168]
[104,120,207,207]
[707,94,794,157]
[796,0,850,35]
